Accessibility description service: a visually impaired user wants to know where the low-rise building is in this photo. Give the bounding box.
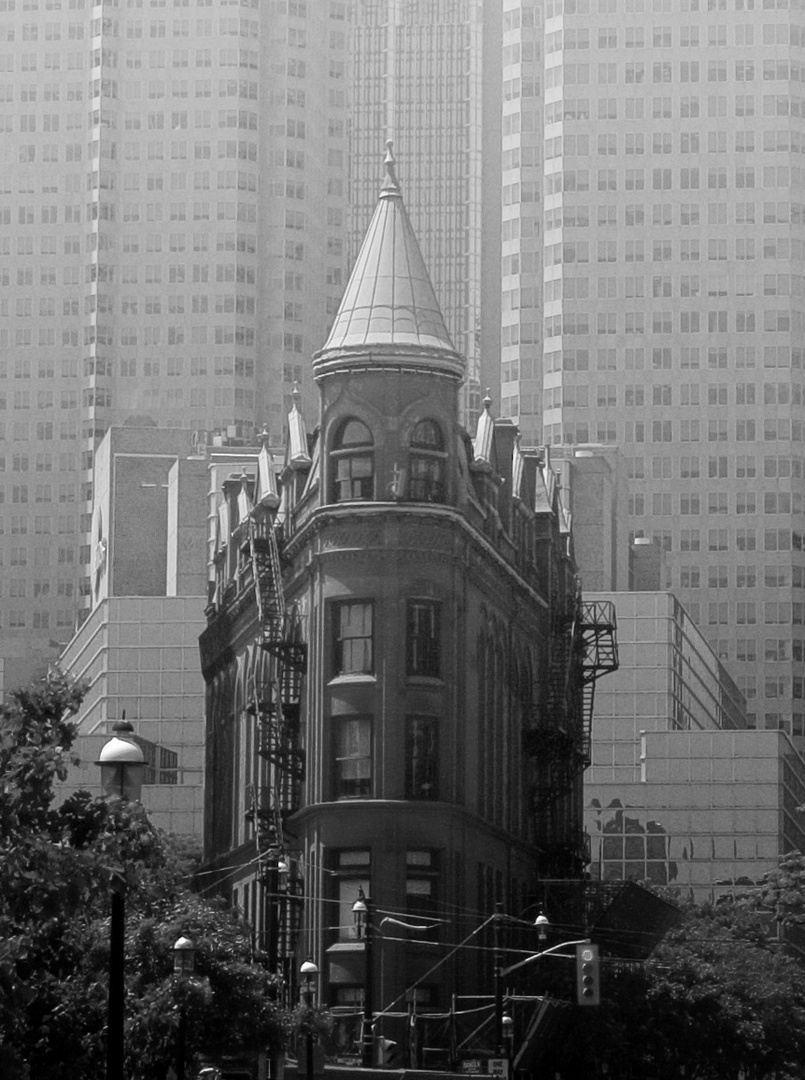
[198,153,615,1055]
[59,427,210,837]
[586,591,805,902]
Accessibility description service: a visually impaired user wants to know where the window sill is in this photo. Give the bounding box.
[328,673,377,687]
[326,941,366,954]
[405,675,444,687]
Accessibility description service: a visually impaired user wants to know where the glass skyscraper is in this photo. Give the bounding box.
[0,0,348,687]
[504,0,805,739]
[349,0,503,426]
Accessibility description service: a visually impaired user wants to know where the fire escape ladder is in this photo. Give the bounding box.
[524,594,619,877]
[578,600,619,764]
[243,510,308,1003]
[249,516,286,649]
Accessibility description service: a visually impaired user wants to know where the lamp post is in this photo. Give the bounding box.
[534,912,549,943]
[352,890,374,1067]
[173,935,196,1080]
[95,718,145,1080]
[501,1012,514,1073]
[299,957,318,1080]
[493,901,504,1056]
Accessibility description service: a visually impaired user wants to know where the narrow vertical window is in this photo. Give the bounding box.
[405,850,439,942]
[333,600,373,675]
[334,716,372,798]
[406,600,440,677]
[332,418,373,501]
[334,850,370,941]
[405,717,439,800]
[409,419,446,502]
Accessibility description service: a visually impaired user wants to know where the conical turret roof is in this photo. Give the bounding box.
[313,142,465,380]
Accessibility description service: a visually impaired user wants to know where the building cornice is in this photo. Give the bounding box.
[290,798,539,860]
[283,502,549,611]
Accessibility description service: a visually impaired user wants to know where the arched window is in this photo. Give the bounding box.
[409,419,446,502]
[332,418,374,502]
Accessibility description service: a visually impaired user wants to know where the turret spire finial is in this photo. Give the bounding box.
[382,138,400,194]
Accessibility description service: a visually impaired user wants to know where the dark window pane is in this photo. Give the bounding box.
[337,419,373,448]
[332,418,374,501]
[406,601,440,677]
[411,419,443,450]
[335,716,372,798]
[334,601,373,674]
[409,455,445,502]
[406,716,438,799]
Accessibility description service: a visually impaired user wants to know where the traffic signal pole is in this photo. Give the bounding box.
[500,937,592,979]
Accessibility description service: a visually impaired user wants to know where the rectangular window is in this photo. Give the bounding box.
[405,717,439,800]
[406,600,440,678]
[334,717,372,799]
[406,850,439,936]
[335,851,370,941]
[333,600,373,675]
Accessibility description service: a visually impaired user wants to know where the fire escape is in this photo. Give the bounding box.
[523,584,618,878]
[242,507,307,1005]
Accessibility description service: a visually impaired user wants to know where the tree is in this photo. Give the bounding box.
[756,850,805,950]
[548,896,805,1080]
[0,673,288,1079]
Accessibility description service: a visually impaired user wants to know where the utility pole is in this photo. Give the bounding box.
[352,889,374,1068]
[362,895,374,1068]
[493,901,504,1056]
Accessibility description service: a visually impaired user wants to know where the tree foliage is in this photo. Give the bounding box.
[757,850,805,943]
[551,888,805,1080]
[0,673,286,1079]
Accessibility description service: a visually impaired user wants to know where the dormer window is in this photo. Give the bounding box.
[409,420,446,502]
[332,418,374,502]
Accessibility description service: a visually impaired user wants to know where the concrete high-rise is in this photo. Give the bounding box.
[348,0,503,426]
[501,0,543,445]
[504,1,805,737]
[0,1,349,689]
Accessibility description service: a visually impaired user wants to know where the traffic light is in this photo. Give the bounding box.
[576,943,600,1006]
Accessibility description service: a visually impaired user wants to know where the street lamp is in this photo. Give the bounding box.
[534,912,549,943]
[299,957,319,1080]
[173,935,197,1080]
[97,716,145,800]
[95,718,145,1080]
[352,890,374,1067]
[501,1012,514,1072]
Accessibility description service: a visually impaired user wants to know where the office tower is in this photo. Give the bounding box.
[0,1,349,689]
[349,0,503,426]
[510,1,805,736]
[501,0,544,445]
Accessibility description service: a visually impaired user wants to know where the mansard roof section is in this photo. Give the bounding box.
[313,143,465,381]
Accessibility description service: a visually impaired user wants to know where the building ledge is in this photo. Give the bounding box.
[328,674,377,687]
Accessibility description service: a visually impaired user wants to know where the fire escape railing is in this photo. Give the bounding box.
[241,510,307,1006]
[523,592,619,877]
